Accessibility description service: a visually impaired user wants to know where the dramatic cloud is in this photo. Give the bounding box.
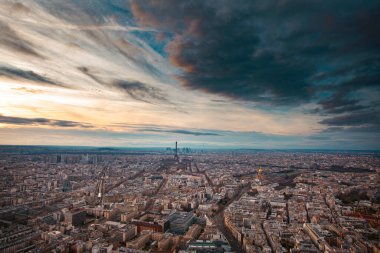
[131,0,380,128]
[131,1,378,102]
[0,114,92,128]
[0,0,378,149]
[131,1,312,105]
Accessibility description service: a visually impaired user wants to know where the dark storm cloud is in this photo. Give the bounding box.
[0,115,93,128]
[131,0,380,132]
[314,57,380,115]
[142,127,221,136]
[0,21,43,58]
[318,96,368,114]
[112,80,167,103]
[0,66,58,86]
[130,1,379,105]
[319,111,380,126]
[131,1,312,105]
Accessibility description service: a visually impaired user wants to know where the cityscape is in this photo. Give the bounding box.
[0,145,379,252]
[0,0,380,253]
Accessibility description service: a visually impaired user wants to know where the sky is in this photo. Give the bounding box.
[0,0,379,149]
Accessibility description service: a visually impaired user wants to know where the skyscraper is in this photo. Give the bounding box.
[174,141,179,162]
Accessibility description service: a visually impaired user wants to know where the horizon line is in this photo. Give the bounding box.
[0,144,379,152]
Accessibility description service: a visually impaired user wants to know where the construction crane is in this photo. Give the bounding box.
[95,166,108,206]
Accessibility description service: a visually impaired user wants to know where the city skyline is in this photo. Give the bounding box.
[1,0,379,149]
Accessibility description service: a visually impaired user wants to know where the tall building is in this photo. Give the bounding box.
[174,141,179,162]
